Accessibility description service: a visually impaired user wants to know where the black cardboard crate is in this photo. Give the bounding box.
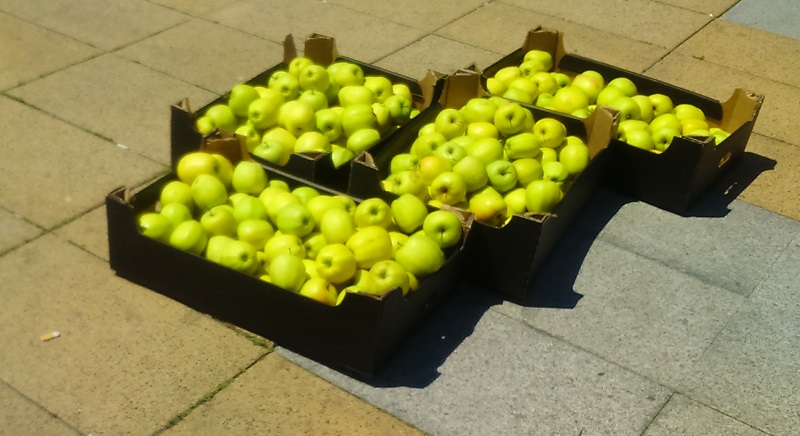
[106,150,466,377]
[171,33,444,192]
[349,70,618,299]
[481,26,764,214]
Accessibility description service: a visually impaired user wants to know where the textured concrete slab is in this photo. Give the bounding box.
[655,0,738,16]
[0,0,190,50]
[436,1,669,73]
[0,382,79,436]
[324,0,487,32]
[643,394,768,435]
[8,54,217,164]
[54,205,112,261]
[206,0,425,63]
[679,234,800,435]
[117,18,284,94]
[0,208,42,256]
[722,0,800,39]
[495,235,744,388]
[0,234,267,435]
[148,0,240,17]
[279,294,672,435]
[676,19,800,89]
[0,12,98,91]
[164,354,423,435]
[0,96,165,229]
[645,51,800,148]
[499,0,711,48]
[374,34,501,81]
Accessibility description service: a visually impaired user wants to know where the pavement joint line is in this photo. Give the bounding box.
[0,377,86,435]
[638,391,675,436]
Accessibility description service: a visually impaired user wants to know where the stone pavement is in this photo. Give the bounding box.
[1,0,798,434]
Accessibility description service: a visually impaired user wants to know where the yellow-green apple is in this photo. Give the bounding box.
[460,98,498,124]
[302,232,327,260]
[363,76,394,103]
[237,219,274,251]
[530,72,558,95]
[247,89,285,130]
[486,78,507,95]
[211,154,234,188]
[452,155,490,192]
[229,193,268,222]
[394,233,445,277]
[235,124,262,152]
[287,56,314,77]
[533,118,567,149]
[469,186,507,227]
[331,144,356,168]
[297,90,328,112]
[231,161,268,195]
[262,126,298,156]
[433,141,467,166]
[493,102,528,137]
[388,231,409,255]
[570,73,604,104]
[493,66,523,87]
[252,140,289,166]
[204,104,238,132]
[596,86,626,107]
[264,189,300,223]
[159,180,194,211]
[422,210,462,248]
[649,93,674,118]
[200,205,238,237]
[275,203,315,238]
[219,239,259,275]
[191,174,228,211]
[390,153,419,174]
[709,127,730,145]
[464,121,498,139]
[504,132,541,160]
[383,94,413,125]
[429,172,468,205]
[346,226,393,269]
[346,128,381,155]
[268,72,300,100]
[525,179,563,214]
[504,187,528,216]
[508,77,539,98]
[650,113,682,133]
[542,161,569,184]
[299,277,338,305]
[411,132,448,158]
[159,202,193,228]
[268,253,307,292]
[417,122,437,137]
[205,234,233,264]
[535,92,554,109]
[137,212,173,243]
[513,158,544,187]
[607,77,638,96]
[571,108,590,119]
[263,233,306,264]
[354,198,392,229]
[195,116,215,135]
[371,102,392,135]
[387,170,428,200]
[673,104,705,121]
[176,152,220,185]
[291,186,320,205]
[681,118,710,135]
[337,85,374,106]
[298,64,330,93]
[539,147,558,165]
[607,95,642,121]
[449,135,476,150]
[315,108,343,142]
[486,160,518,193]
[294,131,331,154]
[228,84,261,118]
[652,126,680,152]
[390,193,429,234]
[467,137,504,165]
[434,108,468,139]
[315,243,357,284]
[370,260,411,296]
[524,49,554,71]
[319,207,356,244]
[502,86,535,104]
[327,62,365,87]
[279,100,316,137]
[631,95,655,123]
[558,142,590,177]
[551,72,571,89]
[341,104,378,137]
[393,83,413,102]
[168,219,207,255]
[625,129,656,150]
[417,154,452,184]
[550,87,589,114]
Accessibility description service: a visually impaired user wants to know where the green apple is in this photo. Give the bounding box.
[570,73,603,104]
[297,89,328,112]
[353,198,392,229]
[681,118,710,135]
[390,153,419,174]
[204,104,238,132]
[388,231,409,255]
[288,56,314,77]
[229,193,268,222]
[422,210,462,248]
[306,195,345,224]
[464,121,498,139]
[394,233,445,277]
[290,186,320,205]
[434,108,468,139]
[551,72,572,89]
[530,71,558,96]
[327,62,365,87]
[228,84,261,118]
[493,102,528,137]
[539,147,558,166]
[504,187,528,216]
[231,160,268,195]
[237,219,274,251]
[383,94,413,126]
[429,171,468,206]
[346,226,394,269]
[279,100,316,137]
[523,49,554,72]
[558,142,590,177]
[262,126,298,158]
[235,124,262,152]
[493,66,523,87]
[205,234,234,264]
[298,64,330,93]
[504,132,541,160]
[268,72,300,100]
[452,155,489,192]
[335,195,357,217]
[433,141,467,166]
[595,86,626,107]
[159,202,193,228]
[390,193,429,234]
[372,102,392,136]
[652,126,680,152]
[485,78,506,96]
[534,118,568,149]
[550,87,589,114]
[674,104,706,121]
[460,98,498,124]
[168,219,207,255]
[319,207,356,245]
[387,170,429,200]
[299,277,338,305]
[607,95,642,121]
[346,128,382,155]
[649,93,674,118]
[525,179,562,214]
[315,108,343,142]
[486,160,518,193]
[416,154,452,185]
[331,144,356,168]
[393,83,414,102]
[262,233,306,264]
[340,104,378,137]
[159,180,195,211]
[252,140,289,166]
[502,86,535,105]
[467,137,504,165]
[535,92,554,109]
[315,243,357,284]
[469,186,507,227]
[302,232,327,260]
[176,151,221,185]
[195,116,215,135]
[369,260,410,296]
[650,113,682,133]
[264,189,300,223]
[617,119,651,139]
[268,253,307,293]
[218,239,259,275]
[294,131,331,154]
[363,76,394,103]
[625,129,655,151]
[337,85,375,106]
[709,127,730,145]
[631,95,655,123]
[191,174,228,211]
[248,90,285,130]
[275,203,315,238]
[200,205,238,237]
[542,161,569,184]
[512,158,543,187]
[607,77,638,96]
[137,212,172,243]
[411,132,448,158]
[210,154,234,189]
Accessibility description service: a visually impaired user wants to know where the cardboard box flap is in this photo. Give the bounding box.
[720,88,764,132]
[522,26,568,67]
[200,131,249,165]
[304,33,339,67]
[584,105,619,158]
[419,69,448,110]
[439,69,486,109]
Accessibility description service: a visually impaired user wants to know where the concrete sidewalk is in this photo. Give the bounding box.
[1,0,799,434]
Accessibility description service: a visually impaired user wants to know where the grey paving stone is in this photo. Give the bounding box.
[323,0,487,32]
[643,394,768,436]
[117,18,284,94]
[495,235,745,388]
[0,0,190,50]
[8,54,217,164]
[148,0,240,16]
[722,0,800,39]
[54,205,110,261]
[279,293,672,436]
[0,234,266,435]
[206,0,425,63]
[0,208,42,256]
[655,0,738,15]
[0,382,79,436]
[679,234,800,436]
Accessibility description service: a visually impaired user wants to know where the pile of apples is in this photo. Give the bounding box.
[486,50,731,153]
[381,97,591,227]
[136,152,463,306]
[193,57,419,168]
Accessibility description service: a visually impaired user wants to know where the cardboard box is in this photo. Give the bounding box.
[171,33,443,192]
[482,27,764,214]
[348,70,618,299]
[106,139,467,377]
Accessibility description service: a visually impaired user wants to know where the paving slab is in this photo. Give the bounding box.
[722,0,800,39]
[644,50,800,148]
[8,54,218,165]
[205,0,426,63]
[0,12,98,91]
[0,207,42,256]
[0,234,267,435]
[642,394,768,435]
[323,0,487,33]
[654,0,738,16]
[499,0,711,49]
[0,0,190,50]
[148,0,240,17]
[678,233,800,435]
[0,96,166,229]
[435,1,668,73]
[54,205,112,261]
[279,293,672,436]
[494,234,745,388]
[164,353,423,435]
[0,382,79,436]
[117,18,284,95]
[373,34,501,82]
